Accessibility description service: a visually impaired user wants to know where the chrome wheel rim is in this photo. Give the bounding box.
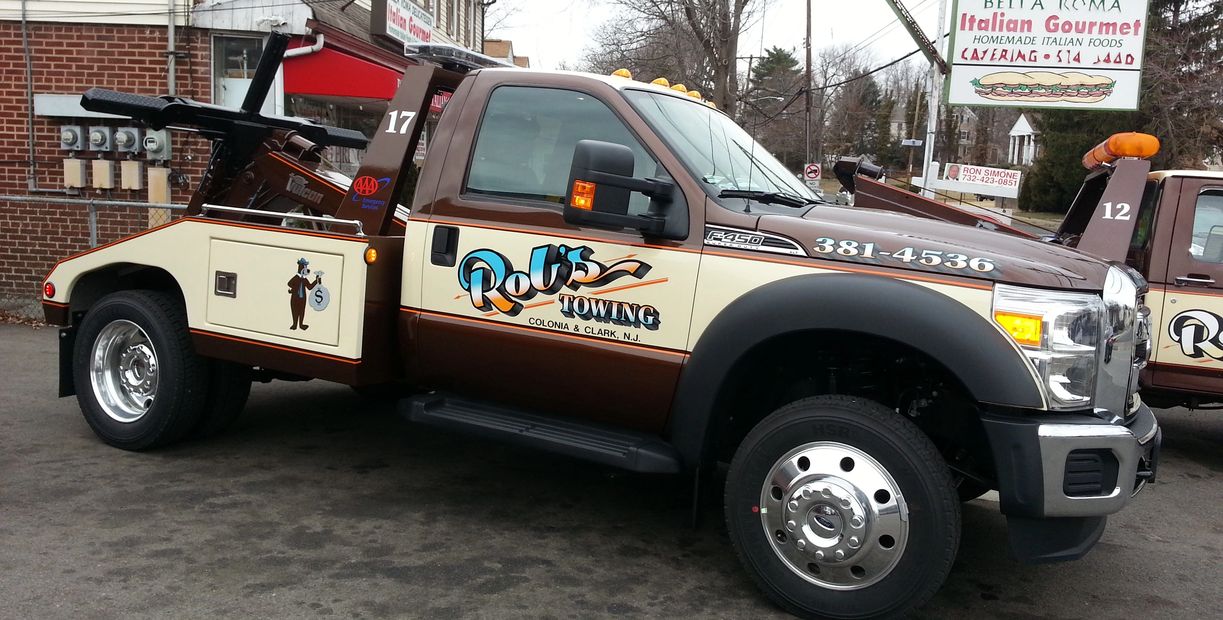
[759,442,909,590]
[90,319,159,423]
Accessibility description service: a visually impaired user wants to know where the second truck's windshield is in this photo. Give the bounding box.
[624,89,818,207]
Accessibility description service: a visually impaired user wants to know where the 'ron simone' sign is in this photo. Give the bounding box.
[942,163,1022,198]
[946,0,1150,110]
[371,0,434,48]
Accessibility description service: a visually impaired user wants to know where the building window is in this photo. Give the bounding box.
[213,35,264,108]
[285,96,389,177]
[959,130,970,142]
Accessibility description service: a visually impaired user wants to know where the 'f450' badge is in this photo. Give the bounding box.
[458,244,650,317]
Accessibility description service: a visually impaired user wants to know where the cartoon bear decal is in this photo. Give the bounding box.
[287,257,323,330]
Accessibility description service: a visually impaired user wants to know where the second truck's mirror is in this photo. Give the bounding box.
[563,139,682,239]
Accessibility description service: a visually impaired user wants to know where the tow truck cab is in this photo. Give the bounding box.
[1053,142,1223,409]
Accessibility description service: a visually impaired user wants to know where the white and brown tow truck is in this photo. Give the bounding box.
[844,133,1223,411]
[41,35,1159,619]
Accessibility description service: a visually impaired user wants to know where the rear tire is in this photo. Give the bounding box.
[74,290,206,450]
[725,395,960,619]
[191,360,252,438]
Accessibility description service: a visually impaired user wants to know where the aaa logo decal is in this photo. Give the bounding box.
[352,175,389,197]
[457,244,658,329]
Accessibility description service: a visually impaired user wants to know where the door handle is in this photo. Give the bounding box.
[1175,274,1216,287]
[431,225,459,267]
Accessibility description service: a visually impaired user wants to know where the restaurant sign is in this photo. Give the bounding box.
[371,0,434,48]
[946,0,1150,110]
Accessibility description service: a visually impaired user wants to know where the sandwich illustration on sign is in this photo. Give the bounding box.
[970,71,1116,103]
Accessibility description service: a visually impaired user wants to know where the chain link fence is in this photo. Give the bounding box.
[0,195,186,247]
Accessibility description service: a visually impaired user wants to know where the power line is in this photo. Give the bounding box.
[749,41,934,126]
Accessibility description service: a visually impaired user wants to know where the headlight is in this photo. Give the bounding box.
[993,284,1104,410]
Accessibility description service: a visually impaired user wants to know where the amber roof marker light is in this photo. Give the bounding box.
[1082,132,1160,170]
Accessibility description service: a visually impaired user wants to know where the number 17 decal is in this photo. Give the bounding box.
[385,110,416,134]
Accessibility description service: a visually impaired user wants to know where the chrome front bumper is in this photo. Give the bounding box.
[1035,403,1159,517]
[982,403,1160,519]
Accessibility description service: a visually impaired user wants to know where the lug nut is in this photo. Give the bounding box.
[788,500,799,512]
[835,549,845,560]
[786,520,796,532]
[848,536,860,548]
[821,488,831,497]
[851,516,864,528]
[840,497,852,509]
[801,488,812,499]
[796,539,806,551]
[814,550,825,560]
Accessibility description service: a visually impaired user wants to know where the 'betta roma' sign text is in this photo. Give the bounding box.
[947,0,1150,110]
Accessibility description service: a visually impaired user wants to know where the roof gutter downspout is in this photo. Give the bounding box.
[284,33,324,58]
[166,0,176,95]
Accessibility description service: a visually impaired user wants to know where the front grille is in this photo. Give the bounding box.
[1063,449,1119,497]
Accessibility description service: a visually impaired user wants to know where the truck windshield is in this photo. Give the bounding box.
[624,90,818,207]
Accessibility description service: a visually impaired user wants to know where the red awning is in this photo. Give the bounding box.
[283,47,402,100]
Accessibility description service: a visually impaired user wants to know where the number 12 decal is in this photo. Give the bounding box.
[385,110,416,134]
[1102,201,1131,220]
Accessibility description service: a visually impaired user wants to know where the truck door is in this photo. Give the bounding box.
[406,80,702,433]
[1151,177,1223,394]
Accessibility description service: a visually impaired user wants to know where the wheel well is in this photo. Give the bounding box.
[69,264,183,322]
[708,330,995,485]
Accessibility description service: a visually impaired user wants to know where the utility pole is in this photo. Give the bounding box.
[919,0,949,197]
[804,0,813,166]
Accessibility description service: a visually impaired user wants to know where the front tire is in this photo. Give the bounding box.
[725,395,960,619]
[73,290,207,450]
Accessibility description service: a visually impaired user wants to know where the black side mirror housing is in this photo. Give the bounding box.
[564,139,686,240]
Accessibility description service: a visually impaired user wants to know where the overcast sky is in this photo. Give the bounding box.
[493,0,949,73]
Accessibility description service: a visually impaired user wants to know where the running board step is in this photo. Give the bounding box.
[403,394,682,474]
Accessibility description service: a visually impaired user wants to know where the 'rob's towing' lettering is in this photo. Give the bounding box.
[457,244,660,329]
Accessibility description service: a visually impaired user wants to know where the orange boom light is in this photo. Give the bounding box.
[1082,132,1160,170]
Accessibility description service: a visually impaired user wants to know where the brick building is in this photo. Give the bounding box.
[0,0,485,304]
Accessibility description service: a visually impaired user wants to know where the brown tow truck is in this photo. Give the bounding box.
[41,34,1158,619]
[845,135,1223,410]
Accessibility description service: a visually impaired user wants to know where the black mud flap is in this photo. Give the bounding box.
[1007,515,1107,563]
[59,326,77,397]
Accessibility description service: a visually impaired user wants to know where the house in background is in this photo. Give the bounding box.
[483,38,530,68]
[1008,113,1040,166]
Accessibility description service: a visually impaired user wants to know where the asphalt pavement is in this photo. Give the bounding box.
[1,323,1220,619]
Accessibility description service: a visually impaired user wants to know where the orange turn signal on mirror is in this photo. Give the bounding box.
[570,180,596,211]
[995,311,1044,347]
[364,247,378,264]
[1082,132,1160,170]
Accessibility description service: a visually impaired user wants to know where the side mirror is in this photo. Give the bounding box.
[564,139,685,239]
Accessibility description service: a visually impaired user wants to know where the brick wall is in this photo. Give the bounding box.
[0,21,212,299]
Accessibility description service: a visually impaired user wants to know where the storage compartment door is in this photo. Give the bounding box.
[206,239,345,346]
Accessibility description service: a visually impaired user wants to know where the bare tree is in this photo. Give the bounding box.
[582,1,764,117]
[480,1,518,44]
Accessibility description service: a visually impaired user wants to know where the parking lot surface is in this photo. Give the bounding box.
[2,324,1220,619]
